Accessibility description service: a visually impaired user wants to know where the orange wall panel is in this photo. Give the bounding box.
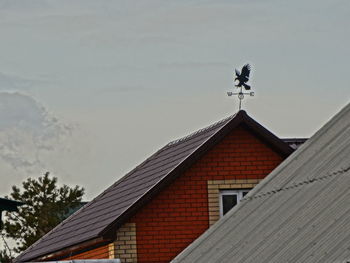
[61,243,110,260]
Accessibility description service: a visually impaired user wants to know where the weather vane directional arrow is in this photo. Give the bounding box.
[227,64,255,111]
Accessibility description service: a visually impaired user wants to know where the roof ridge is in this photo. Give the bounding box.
[106,144,171,188]
[103,115,238,190]
[166,114,236,147]
[244,165,350,201]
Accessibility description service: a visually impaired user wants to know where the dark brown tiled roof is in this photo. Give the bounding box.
[16,111,296,262]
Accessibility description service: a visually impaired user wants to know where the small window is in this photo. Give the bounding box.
[219,189,250,217]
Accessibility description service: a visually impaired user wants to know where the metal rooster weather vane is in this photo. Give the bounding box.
[227,64,255,111]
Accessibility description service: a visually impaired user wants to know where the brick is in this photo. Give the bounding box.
[115,249,125,254]
[118,236,131,241]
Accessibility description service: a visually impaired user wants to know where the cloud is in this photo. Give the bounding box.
[0,92,74,173]
[0,92,96,197]
[0,92,98,200]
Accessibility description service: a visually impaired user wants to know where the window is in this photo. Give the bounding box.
[219,189,250,217]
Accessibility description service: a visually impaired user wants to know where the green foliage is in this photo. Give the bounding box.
[3,172,84,254]
[0,248,13,263]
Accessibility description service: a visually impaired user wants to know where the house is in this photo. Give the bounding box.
[16,110,305,263]
[172,103,350,263]
[0,197,23,229]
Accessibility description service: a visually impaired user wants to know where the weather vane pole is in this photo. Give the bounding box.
[227,64,255,111]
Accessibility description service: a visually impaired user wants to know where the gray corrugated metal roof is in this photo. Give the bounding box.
[17,111,295,262]
[172,103,350,263]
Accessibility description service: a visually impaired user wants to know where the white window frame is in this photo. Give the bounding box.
[219,189,250,217]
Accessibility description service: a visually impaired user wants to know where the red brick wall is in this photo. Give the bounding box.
[60,243,110,260]
[130,125,284,263]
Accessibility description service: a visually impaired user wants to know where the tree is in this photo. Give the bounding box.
[0,249,13,263]
[0,248,12,263]
[2,172,85,254]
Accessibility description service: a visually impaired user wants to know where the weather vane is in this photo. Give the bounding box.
[227,64,254,111]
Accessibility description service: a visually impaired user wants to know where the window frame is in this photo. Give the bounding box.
[219,189,250,217]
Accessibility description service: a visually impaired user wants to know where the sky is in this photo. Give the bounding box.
[0,0,349,200]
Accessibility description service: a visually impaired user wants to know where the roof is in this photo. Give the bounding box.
[172,103,350,263]
[17,110,295,262]
[282,138,307,149]
[59,202,89,221]
[0,197,23,212]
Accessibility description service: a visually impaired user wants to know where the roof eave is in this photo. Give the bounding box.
[17,237,109,262]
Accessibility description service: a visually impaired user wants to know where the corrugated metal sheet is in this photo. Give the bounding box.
[16,111,296,262]
[172,103,350,263]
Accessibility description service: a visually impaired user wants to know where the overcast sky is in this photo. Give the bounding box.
[0,0,349,200]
